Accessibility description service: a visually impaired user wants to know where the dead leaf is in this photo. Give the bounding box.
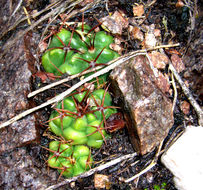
[143,32,157,49]
[109,36,123,54]
[38,41,48,53]
[110,43,122,54]
[33,71,58,82]
[166,49,182,56]
[15,101,27,111]
[130,26,144,41]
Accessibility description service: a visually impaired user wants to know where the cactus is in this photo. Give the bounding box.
[41,24,119,77]
[45,141,93,178]
[48,87,117,148]
[41,20,120,178]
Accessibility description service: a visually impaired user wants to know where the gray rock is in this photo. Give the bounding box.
[0,38,39,154]
[110,55,174,155]
[0,148,57,189]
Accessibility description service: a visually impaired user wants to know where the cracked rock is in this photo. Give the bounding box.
[110,55,174,155]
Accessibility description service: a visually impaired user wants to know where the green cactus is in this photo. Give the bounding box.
[41,24,119,77]
[42,21,120,178]
[47,141,93,178]
[48,88,117,148]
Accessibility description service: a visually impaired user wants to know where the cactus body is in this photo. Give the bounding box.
[42,25,119,77]
[49,89,116,148]
[48,141,93,178]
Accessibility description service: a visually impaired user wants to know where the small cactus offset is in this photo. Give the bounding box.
[41,19,120,178]
[46,141,93,178]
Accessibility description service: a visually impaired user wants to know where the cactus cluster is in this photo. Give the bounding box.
[41,21,120,178]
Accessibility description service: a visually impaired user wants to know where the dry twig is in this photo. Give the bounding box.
[124,140,163,183]
[1,0,62,40]
[0,44,179,129]
[171,72,178,114]
[0,0,103,59]
[9,0,23,19]
[45,152,137,190]
[28,66,105,98]
[29,50,162,98]
[28,44,179,98]
[169,62,203,126]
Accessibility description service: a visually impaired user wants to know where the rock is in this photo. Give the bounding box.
[161,126,203,190]
[94,174,110,189]
[176,0,185,8]
[0,0,15,36]
[100,11,128,35]
[180,100,190,115]
[153,29,161,37]
[0,148,56,189]
[182,16,203,102]
[133,5,144,17]
[110,55,173,155]
[156,72,170,94]
[148,51,169,69]
[0,37,39,154]
[129,26,144,41]
[171,54,185,73]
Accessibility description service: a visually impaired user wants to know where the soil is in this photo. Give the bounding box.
[0,0,202,189]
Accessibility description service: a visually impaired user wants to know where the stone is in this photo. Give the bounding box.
[94,174,110,189]
[148,51,169,69]
[171,54,185,73]
[110,55,174,155]
[156,72,170,94]
[0,147,56,189]
[129,26,144,41]
[133,5,144,17]
[100,11,129,35]
[161,126,203,190]
[0,37,39,154]
[180,100,190,115]
[153,29,161,37]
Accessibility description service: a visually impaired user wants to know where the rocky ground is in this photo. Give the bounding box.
[0,0,202,189]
